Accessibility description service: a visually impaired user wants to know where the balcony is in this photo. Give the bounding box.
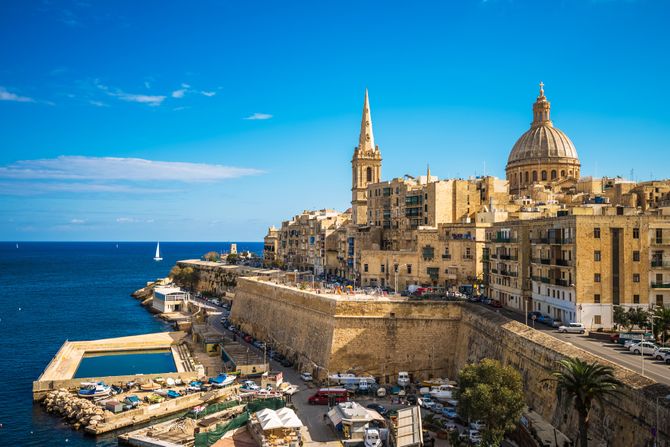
[652,283,670,289]
[540,258,551,265]
[651,260,670,268]
[490,253,498,259]
[653,238,669,245]
[531,276,551,284]
[500,270,518,277]
[554,278,569,287]
[531,238,549,244]
[499,254,518,261]
[555,259,573,267]
[442,254,452,260]
[492,236,517,243]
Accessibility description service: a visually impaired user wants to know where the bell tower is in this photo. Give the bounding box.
[351,89,382,225]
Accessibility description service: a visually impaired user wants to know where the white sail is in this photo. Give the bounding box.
[154,242,163,261]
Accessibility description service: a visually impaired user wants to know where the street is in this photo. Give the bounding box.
[477,303,670,385]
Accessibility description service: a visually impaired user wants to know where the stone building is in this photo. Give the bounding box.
[506,83,581,195]
[263,226,279,267]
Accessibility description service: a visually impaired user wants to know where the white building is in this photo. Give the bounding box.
[153,286,189,313]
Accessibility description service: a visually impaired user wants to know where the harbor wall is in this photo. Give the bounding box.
[231,277,670,447]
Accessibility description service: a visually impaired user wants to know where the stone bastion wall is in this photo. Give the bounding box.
[230,276,670,446]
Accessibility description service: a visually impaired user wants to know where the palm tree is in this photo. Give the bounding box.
[652,306,670,344]
[547,357,621,447]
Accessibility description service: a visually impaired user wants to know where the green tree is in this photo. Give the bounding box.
[169,265,183,282]
[227,253,239,265]
[203,251,220,262]
[546,358,621,447]
[456,358,525,446]
[626,307,649,330]
[612,306,629,331]
[652,306,670,343]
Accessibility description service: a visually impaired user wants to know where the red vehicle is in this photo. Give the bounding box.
[308,388,349,405]
[491,300,503,308]
[244,335,253,343]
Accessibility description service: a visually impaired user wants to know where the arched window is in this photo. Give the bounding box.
[568,170,573,177]
[525,171,529,183]
[561,170,566,177]
[551,170,557,180]
[541,170,547,181]
[532,171,538,182]
[366,167,372,182]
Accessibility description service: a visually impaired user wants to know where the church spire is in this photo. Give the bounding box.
[358,89,376,154]
[532,81,552,127]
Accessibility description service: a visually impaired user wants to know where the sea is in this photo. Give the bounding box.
[0,241,263,446]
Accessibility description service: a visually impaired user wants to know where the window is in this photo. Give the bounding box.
[541,170,547,181]
[551,170,557,180]
[633,251,640,262]
[381,264,385,273]
[594,273,601,282]
[594,251,601,262]
[594,294,601,303]
[532,171,538,182]
[407,264,412,274]
[394,264,398,273]
[366,167,372,182]
[525,171,529,183]
[594,315,602,325]
[594,227,601,238]
[422,246,434,260]
[633,294,640,304]
[633,273,640,283]
[657,229,663,243]
[364,264,368,273]
[657,295,664,306]
[633,228,640,239]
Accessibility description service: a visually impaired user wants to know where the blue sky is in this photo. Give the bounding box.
[1,0,669,241]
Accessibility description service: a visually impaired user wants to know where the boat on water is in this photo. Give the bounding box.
[153,242,163,261]
[209,373,236,387]
[78,382,112,398]
[364,428,382,447]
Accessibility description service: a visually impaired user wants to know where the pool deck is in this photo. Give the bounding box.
[34,332,198,400]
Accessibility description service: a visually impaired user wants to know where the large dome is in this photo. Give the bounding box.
[507,124,578,164]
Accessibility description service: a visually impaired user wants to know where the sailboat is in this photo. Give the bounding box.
[153,242,163,261]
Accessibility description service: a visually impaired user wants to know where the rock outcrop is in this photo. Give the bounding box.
[42,389,108,430]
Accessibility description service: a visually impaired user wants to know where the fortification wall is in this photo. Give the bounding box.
[231,277,670,447]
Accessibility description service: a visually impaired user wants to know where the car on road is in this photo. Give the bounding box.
[557,322,586,334]
[653,347,670,360]
[280,358,293,367]
[442,407,458,419]
[537,315,554,326]
[663,352,670,365]
[490,300,502,308]
[551,319,564,328]
[366,403,388,416]
[243,335,253,343]
[629,341,658,355]
[527,311,543,320]
[300,372,313,381]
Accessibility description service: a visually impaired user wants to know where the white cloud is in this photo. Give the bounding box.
[0,87,36,103]
[96,81,165,106]
[201,91,216,97]
[244,113,273,120]
[0,181,178,196]
[171,88,186,99]
[0,156,262,182]
[70,218,86,224]
[116,217,155,224]
[89,100,108,107]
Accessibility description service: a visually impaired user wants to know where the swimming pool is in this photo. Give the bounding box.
[74,349,177,378]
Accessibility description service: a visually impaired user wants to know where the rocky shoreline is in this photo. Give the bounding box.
[42,389,110,431]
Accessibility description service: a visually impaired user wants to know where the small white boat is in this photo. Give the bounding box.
[398,371,410,387]
[153,242,163,261]
[78,382,112,398]
[209,373,236,387]
[364,428,382,447]
[430,384,454,401]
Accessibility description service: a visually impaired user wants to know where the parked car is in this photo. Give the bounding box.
[527,311,543,320]
[442,420,458,431]
[629,341,658,355]
[407,394,418,405]
[419,397,435,409]
[431,403,444,413]
[551,319,564,328]
[243,335,253,343]
[470,421,486,431]
[537,315,554,325]
[653,347,670,360]
[442,407,458,419]
[491,300,502,308]
[280,358,293,367]
[663,352,670,365]
[469,429,482,444]
[624,338,641,348]
[300,372,313,381]
[366,403,388,416]
[557,322,586,334]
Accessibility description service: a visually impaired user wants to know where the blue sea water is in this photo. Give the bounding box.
[0,241,262,446]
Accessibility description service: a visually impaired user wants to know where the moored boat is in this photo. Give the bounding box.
[429,384,454,401]
[364,428,382,447]
[78,382,112,398]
